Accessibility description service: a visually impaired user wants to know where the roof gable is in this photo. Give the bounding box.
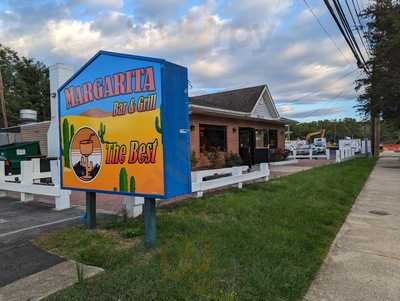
[251,95,273,119]
[190,84,280,120]
[189,85,265,113]
[250,86,280,119]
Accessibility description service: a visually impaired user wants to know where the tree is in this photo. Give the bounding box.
[356,1,400,126]
[0,44,50,126]
[290,118,369,143]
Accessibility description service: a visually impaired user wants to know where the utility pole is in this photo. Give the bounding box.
[372,112,380,157]
[370,110,380,157]
[0,70,8,128]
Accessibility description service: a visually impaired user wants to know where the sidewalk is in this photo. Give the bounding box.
[305,155,400,301]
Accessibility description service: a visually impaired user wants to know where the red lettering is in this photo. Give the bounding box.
[150,139,158,163]
[104,76,114,97]
[63,66,157,108]
[75,86,84,105]
[143,67,155,91]
[119,145,127,164]
[82,82,93,103]
[128,141,140,163]
[93,78,104,99]
[138,143,147,163]
[134,69,143,92]
[113,73,125,95]
[64,87,75,108]
[126,70,132,93]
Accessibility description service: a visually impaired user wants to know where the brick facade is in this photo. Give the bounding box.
[190,113,285,168]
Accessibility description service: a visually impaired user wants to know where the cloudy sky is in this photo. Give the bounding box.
[0,0,371,121]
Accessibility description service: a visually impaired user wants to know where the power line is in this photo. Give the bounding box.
[332,0,368,67]
[302,0,353,66]
[323,0,369,73]
[350,0,371,52]
[287,68,358,103]
[354,0,363,13]
[323,0,361,65]
[344,0,370,57]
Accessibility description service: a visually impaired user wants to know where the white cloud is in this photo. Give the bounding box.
[285,107,344,119]
[70,0,123,10]
[277,105,294,114]
[47,19,102,59]
[0,0,364,120]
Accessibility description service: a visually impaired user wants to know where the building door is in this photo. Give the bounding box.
[239,128,255,166]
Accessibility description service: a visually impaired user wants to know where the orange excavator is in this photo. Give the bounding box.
[305,129,326,143]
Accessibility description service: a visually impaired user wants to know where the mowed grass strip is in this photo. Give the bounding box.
[35,158,375,301]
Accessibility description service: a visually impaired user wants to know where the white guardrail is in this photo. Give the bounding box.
[0,158,70,210]
[336,147,356,163]
[191,163,269,198]
[288,149,330,160]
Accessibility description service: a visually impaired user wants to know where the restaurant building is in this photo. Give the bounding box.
[190,84,293,168]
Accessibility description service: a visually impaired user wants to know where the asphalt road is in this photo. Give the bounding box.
[0,197,82,287]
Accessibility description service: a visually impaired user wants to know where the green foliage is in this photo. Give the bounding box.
[155,116,162,134]
[206,146,221,168]
[120,227,142,239]
[381,120,400,144]
[61,119,73,168]
[269,149,290,162]
[356,1,400,127]
[129,176,135,193]
[0,44,50,126]
[224,152,242,167]
[291,118,370,143]
[119,168,128,192]
[292,118,400,144]
[98,122,106,143]
[37,158,375,301]
[191,151,198,167]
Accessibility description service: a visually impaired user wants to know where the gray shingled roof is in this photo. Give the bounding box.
[189,85,266,113]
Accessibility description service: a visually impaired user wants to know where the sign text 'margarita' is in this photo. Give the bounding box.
[64,66,156,109]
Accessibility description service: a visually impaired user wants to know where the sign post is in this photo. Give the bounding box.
[143,198,156,248]
[58,51,192,246]
[86,192,96,229]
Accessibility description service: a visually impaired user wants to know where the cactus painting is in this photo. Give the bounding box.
[119,167,128,192]
[98,122,106,143]
[130,176,135,193]
[61,119,74,168]
[155,116,162,134]
[119,169,136,193]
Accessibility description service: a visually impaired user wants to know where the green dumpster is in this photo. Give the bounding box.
[0,142,41,175]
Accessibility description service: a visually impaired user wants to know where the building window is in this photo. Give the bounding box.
[269,129,278,148]
[255,129,268,148]
[199,124,227,153]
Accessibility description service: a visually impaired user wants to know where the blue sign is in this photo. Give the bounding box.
[58,50,191,199]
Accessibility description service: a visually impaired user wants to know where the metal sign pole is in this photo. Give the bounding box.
[86,191,96,229]
[144,197,156,248]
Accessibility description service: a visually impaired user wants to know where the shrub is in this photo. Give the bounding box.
[206,147,221,168]
[224,152,243,167]
[191,151,198,167]
[270,148,290,162]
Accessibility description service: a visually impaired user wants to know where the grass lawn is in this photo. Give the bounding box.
[35,158,375,301]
